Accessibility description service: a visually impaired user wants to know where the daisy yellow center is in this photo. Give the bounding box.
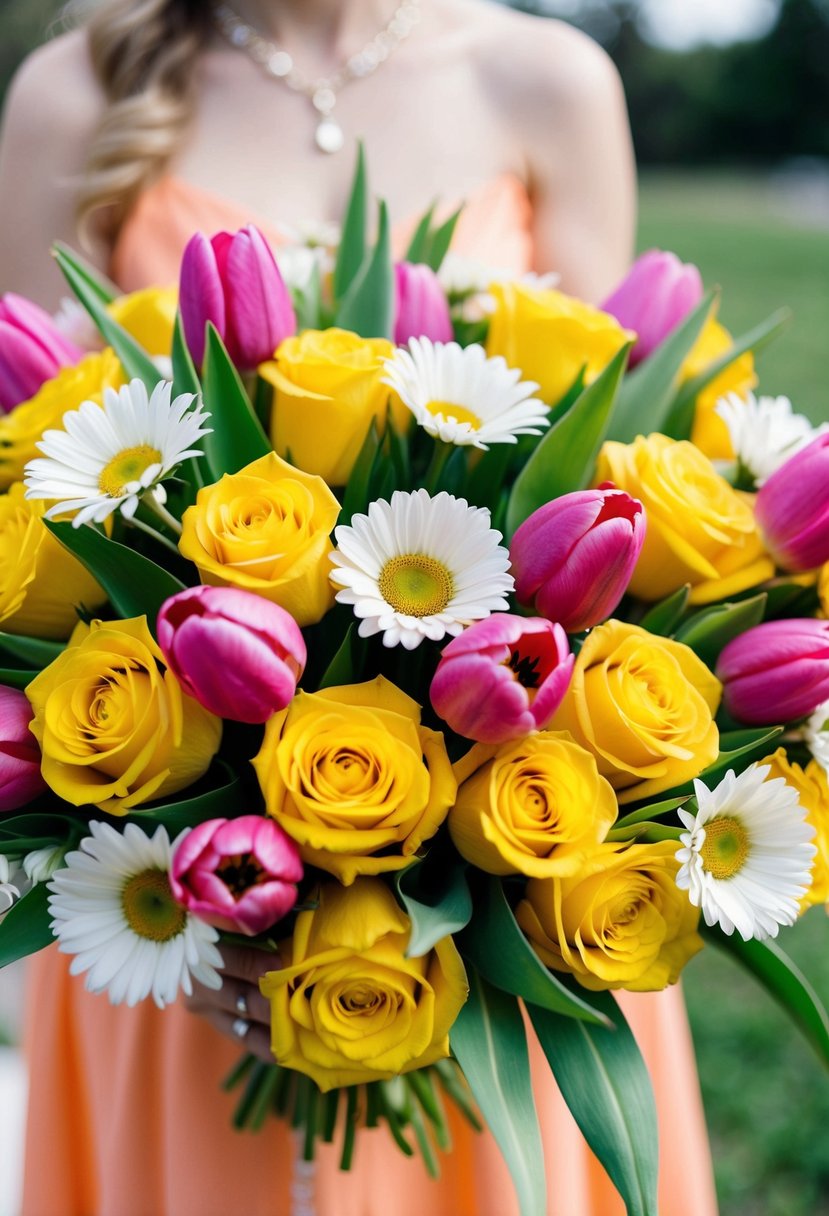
[99,445,162,498]
[378,554,454,617]
[121,869,187,942]
[426,399,481,430]
[699,816,750,881]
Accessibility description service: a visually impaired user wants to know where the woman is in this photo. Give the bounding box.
[0,2,718,1213]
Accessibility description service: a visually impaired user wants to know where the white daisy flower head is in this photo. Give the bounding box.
[48,820,223,1009]
[382,338,548,450]
[675,763,817,942]
[804,700,829,773]
[715,391,825,486]
[23,378,212,528]
[330,488,514,650]
[0,854,21,913]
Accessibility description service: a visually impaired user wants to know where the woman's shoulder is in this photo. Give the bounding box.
[2,29,104,154]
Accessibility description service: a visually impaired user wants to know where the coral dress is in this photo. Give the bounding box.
[23,173,719,1216]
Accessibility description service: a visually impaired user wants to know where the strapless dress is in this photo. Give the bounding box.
[22,171,719,1216]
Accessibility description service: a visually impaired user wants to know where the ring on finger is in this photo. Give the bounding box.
[235,992,249,1018]
[232,1016,250,1040]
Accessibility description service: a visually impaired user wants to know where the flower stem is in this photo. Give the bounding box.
[142,490,183,537]
[127,515,181,556]
[423,442,453,494]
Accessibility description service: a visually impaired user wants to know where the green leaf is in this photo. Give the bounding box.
[335,200,394,339]
[665,307,792,440]
[340,419,382,524]
[318,625,358,689]
[460,878,608,1023]
[529,992,659,1216]
[0,667,39,690]
[450,972,547,1216]
[612,796,691,835]
[291,260,323,332]
[655,727,784,803]
[127,762,243,834]
[506,343,631,538]
[45,520,185,624]
[423,206,463,273]
[705,928,829,1069]
[404,202,437,264]
[637,585,691,637]
[674,593,767,668]
[50,242,117,305]
[53,243,160,388]
[333,142,367,301]
[395,857,473,958]
[201,325,271,480]
[0,633,63,667]
[0,882,53,968]
[171,311,201,397]
[607,289,718,445]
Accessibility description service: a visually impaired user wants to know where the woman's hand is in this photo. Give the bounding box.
[184,941,279,1064]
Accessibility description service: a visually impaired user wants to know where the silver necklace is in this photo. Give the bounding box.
[213,2,422,153]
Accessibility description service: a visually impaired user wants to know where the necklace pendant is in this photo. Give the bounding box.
[315,117,345,154]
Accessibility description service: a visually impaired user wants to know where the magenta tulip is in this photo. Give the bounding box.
[394,262,453,345]
[754,433,829,572]
[0,686,47,811]
[601,250,703,368]
[0,294,84,411]
[157,586,306,723]
[430,615,573,744]
[717,619,829,725]
[179,225,296,369]
[511,486,646,633]
[170,815,303,935]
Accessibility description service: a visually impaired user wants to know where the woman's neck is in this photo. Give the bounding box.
[228,0,408,58]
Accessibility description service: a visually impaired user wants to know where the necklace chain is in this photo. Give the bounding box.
[212,2,422,152]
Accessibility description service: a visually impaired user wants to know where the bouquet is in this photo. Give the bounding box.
[1,149,828,1216]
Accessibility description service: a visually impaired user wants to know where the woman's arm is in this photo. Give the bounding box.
[0,31,107,309]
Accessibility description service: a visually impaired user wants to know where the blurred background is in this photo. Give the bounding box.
[1,2,829,1214]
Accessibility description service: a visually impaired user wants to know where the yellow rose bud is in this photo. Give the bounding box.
[0,350,124,490]
[683,317,758,460]
[108,285,178,357]
[260,328,408,484]
[761,747,829,910]
[516,841,703,991]
[485,282,632,406]
[449,732,617,878]
[550,620,721,804]
[596,433,774,604]
[0,484,106,639]
[179,451,340,627]
[26,616,221,814]
[260,878,468,1090]
[252,676,456,885]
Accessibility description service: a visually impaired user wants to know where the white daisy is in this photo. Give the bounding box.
[715,392,825,486]
[0,854,21,914]
[804,701,829,773]
[48,821,223,1009]
[24,379,211,528]
[330,488,514,650]
[382,338,548,449]
[675,764,816,941]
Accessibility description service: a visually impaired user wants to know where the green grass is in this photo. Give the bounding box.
[640,169,829,1216]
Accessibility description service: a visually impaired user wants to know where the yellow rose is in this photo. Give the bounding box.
[485,282,633,406]
[26,616,221,813]
[179,451,340,627]
[550,620,721,804]
[252,676,456,885]
[596,433,774,603]
[108,285,178,357]
[449,732,617,878]
[683,317,758,460]
[0,484,106,639]
[819,564,829,618]
[0,350,124,490]
[516,841,703,991]
[762,747,829,909]
[260,878,468,1090]
[260,328,408,484]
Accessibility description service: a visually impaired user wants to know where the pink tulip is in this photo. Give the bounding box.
[717,619,829,725]
[179,225,296,369]
[170,816,303,935]
[601,250,703,368]
[430,615,573,744]
[511,486,646,633]
[394,262,453,345]
[755,433,829,572]
[0,294,84,411]
[157,586,306,723]
[0,686,47,811]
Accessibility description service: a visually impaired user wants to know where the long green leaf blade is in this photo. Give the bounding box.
[200,324,271,480]
[450,972,547,1216]
[335,201,394,339]
[404,203,437,264]
[333,142,368,301]
[0,882,53,968]
[395,858,473,958]
[0,633,64,667]
[673,593,767,668]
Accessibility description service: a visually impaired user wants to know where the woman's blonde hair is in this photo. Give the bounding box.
[69,0,212,243]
